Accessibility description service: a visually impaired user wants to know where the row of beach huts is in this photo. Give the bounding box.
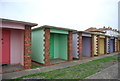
[1,18,120,72]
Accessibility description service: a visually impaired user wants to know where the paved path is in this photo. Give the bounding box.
[85,64,118,79]
[2,53,118,79]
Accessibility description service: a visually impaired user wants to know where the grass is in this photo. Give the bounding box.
[12,54,118,80]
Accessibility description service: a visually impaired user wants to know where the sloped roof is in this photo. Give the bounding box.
[1,18,38,27]
[33,25,77,31]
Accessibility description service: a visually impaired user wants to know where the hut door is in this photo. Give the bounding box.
[100,38,104,54]
[82,37,91,57]
[50,33,54,58]
[110,39,114,52]
[119,40,120,51]
[2,29,10,64]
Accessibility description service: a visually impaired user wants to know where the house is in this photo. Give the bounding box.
[93,34,107,56]
[32,25,76,65]
[85,27,120,53]
[85,27,106,34]
[92,34,109,56]
[85,26,120,37]
[0,18,37,70]
[98,34,106,55]
[72,31,94,60]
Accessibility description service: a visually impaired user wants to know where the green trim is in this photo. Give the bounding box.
[50,28,68,34]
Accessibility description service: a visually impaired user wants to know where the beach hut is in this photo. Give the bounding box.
[110,37,115,53]
[72,31,94,60]
[1,18,37,69]
[92,34,106,56]
[97,35,106,55]
[32,25,75,65]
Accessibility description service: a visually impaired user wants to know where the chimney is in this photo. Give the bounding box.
[110,27,112,30]
[119,30,120,33]
[103,26,105,28]
[113,29,116,31]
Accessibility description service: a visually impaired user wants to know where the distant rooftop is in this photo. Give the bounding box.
[85,26,119,33]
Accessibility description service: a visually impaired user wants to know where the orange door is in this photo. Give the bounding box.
[2,29,10,64]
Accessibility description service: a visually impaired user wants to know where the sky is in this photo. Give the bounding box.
[0,0,119,30]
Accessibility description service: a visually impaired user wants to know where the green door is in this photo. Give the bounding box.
[50,33,54,58]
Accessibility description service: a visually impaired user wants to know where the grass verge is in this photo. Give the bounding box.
[11,54,118,80]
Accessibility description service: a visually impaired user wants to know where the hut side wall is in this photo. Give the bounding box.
[72,33,79,58]
[106,37,110,54]
[94,35,98,55]
[114,38,118,52]
[32,28,45,64]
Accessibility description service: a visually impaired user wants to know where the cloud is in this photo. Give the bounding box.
[0,0,119,30]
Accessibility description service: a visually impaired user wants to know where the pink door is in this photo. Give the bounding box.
[2,29,10,64]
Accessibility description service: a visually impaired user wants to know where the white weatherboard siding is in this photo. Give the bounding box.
[10,29,24,65]
[72,33,79,58]
[106,37,109,54]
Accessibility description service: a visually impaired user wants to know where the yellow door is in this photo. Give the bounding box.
[100,38,104,54]
[119,40,120,51]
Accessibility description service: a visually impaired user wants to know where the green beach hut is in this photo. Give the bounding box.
[32,25,75,65]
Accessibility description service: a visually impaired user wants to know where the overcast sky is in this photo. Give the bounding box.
[0,0,119,30]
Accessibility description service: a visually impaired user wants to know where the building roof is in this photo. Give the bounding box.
[1,18,38,27]
[85,27,119,33]
[33,25,77,31]
[85,27,98,31]
[85,27,106,33]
